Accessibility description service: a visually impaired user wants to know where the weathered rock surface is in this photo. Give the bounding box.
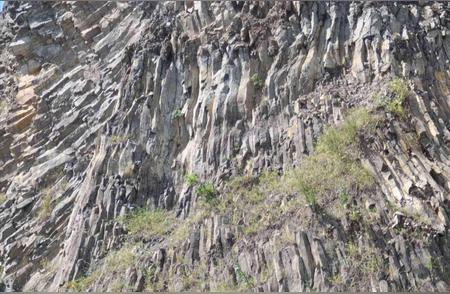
[0,1,449,292]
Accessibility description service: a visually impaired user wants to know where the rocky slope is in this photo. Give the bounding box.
[0,0,449,292]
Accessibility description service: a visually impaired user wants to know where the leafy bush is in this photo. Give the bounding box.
[171,108,184,119]
[185,173,199,187]
[250,74,264,91]
[196,182,216,203]
[118,209,172,239]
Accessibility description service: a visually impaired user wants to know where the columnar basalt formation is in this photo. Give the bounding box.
[0,1,449,292]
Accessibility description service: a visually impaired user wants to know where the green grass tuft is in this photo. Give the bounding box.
[38,189,53,220]
[105,246,137,272]
[287,153,373,203]
[0,193,6,205]
[185,173,199,187]
[372,78,409,118]
[387,78,409,117]
[66,272,100,291]
[0,100,8,117]
[316,108,378,159]
[118,209,173,240]
[111,134,129,144]
[287,108,377,207]
[234,264,254,289]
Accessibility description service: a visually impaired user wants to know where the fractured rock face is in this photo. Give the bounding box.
[0,1,449,292]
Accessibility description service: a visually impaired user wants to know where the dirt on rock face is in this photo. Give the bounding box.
[0,1,449,292]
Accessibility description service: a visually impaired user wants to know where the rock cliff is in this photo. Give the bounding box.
[0,0,450,292]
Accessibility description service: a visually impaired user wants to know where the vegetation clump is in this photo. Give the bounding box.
[105,246,137,272]
[196,182,216,203]
[39,258,53,272]
[288,108,377,208]
[250,74,264,91]
[185,173,199,187]
[171,108,184,119]
[345,242,384,287]
[82,107,380,291]
[425,256,443,276]
[118,209,173,240]
[234,264,254,289]
[183,172,217,204]
[217,171,284,237]
[66,272,100,291]
[0,100,7,117]
[0,193,6,205]
[373,78,409,117]
[387,78,408,117]
[179,264,206,290]
[169,211,207,246]
[111,134,129,144]
[67,244,140,291]
[208,108,378,237]
[38,189,53,220]
[316,108,377,158]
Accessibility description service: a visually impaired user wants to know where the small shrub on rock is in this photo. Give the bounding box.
[185,173,199,187]
[372,78,409,118]
[171,108,184,119]
[250,74,264,91]
[196,182,216,203]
